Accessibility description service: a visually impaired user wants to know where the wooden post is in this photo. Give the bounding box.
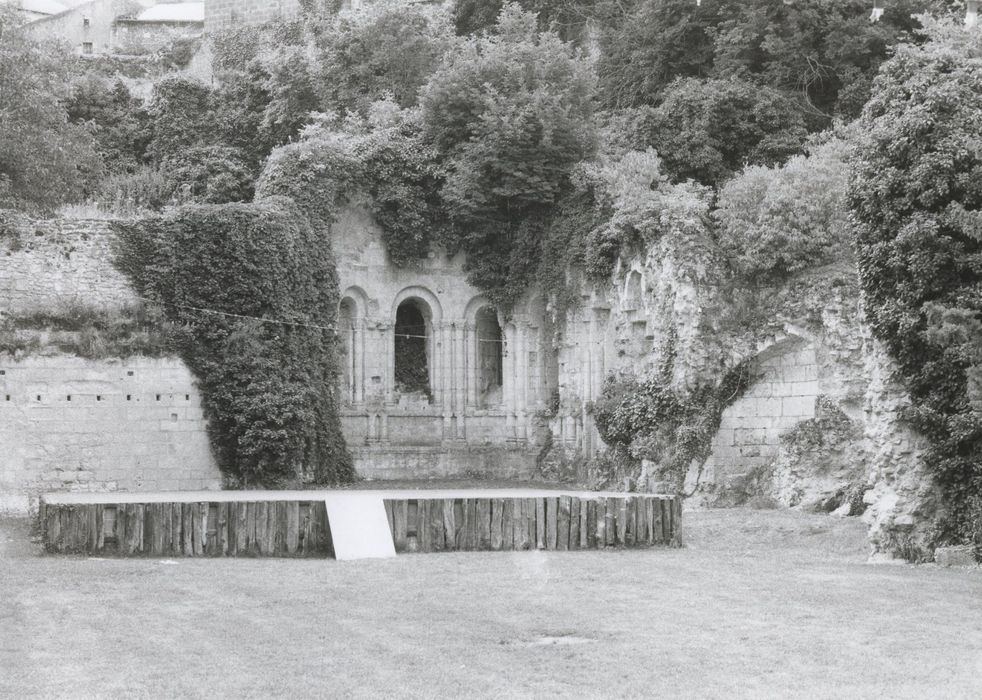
[546,498,558,550]
[616,498,628,545]
[579,499,589,549]
[477,499,491,550]
[624,498,635,546]
[500,500,512,551]
[490,499,504,551]
[557,496,570,551]
[535,499,546,549]
[393,500,408,552]
[443,499,456,551]
[568,498,580,550]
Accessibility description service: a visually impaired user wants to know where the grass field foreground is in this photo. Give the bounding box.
[1,509,980,699]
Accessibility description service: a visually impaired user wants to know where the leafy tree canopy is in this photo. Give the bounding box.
[311,2,453,115]
[633,76,809,186]
[0,9,102,211]
[597,0,952,119]
[420,4,597,305]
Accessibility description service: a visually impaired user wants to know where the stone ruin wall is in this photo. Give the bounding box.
[549,236,939,557]
[0,356,221,515]
[0,216,222,514]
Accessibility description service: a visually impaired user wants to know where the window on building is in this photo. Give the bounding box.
[394,299,431,397]
[338,298,356,404]
[82,17,90,27]
[81,42,93,55]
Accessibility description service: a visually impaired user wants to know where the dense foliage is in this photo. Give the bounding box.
[597,0,944,117]
[849,20,982,549]
[420,5,596,305]
[113,199,354,486]
[715,134,853,283]
[0,10,101,210]
[592,361,754,490]
[311,4,452,114]
[632,77,808,186]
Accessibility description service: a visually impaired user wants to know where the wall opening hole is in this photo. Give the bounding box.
[155,394,161,401]
[126,395,131,401]
[475,306,503,408]
[394,299,432,398]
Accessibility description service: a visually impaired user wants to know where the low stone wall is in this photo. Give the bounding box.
[0,354,222,515]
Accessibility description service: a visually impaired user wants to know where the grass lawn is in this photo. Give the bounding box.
[1,508,980,699]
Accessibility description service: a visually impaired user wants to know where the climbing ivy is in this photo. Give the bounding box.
[113,198,354,487]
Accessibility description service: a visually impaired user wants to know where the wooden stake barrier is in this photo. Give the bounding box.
[39,493,682,557]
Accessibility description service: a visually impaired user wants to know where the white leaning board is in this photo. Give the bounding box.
[323,495,397,560]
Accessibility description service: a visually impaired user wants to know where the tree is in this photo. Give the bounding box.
[596,0,947,118]
[211,21,319,167]
[453,0,600,42]
[311,2,453,115]
[635,77,808,186]
[66,73,149,175]
[596,0,719,109]
[0,9,102,210]
[420,4,596,305]
[144,76,215,164]
[849,19,982,549]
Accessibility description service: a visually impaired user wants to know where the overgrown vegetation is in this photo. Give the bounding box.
[849,19,982,550]
[592,360,755,491]
[113,199,354,487]
[0,302,175,360]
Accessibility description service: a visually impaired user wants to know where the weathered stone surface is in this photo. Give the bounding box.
[0,355,222,515]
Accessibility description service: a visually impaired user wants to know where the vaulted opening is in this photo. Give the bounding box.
[394,299,431,397]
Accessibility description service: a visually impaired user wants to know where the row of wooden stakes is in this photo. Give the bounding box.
[384,495,681,553]
[39,494,682,556]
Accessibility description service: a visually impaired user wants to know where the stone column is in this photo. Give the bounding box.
[502,322,516,436]
[465,322,477,408]
[353,317,365,405]
[515,319,529,442]
[452,322,467,440]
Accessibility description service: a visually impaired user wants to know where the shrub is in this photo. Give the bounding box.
[113,199,354,486]
[163,145,255,204]
[592,361,754,491]
[715,133,854,283]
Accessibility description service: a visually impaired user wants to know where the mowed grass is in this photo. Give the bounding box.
[2,509,981,699]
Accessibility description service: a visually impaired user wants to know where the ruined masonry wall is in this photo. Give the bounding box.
[0,356,222,515]
[702,341,819,493]
[1,217,133,315]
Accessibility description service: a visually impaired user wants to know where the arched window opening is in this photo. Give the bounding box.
[395,299,431,398]
[475,307,503,407]
[338,299,356,404]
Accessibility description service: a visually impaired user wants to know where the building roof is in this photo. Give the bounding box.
[18,0,68,15]
[135,1,202,22]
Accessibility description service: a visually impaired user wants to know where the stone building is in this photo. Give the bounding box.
[21,0,202,55]
[332,204,550,480]
[22,0,150,54]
